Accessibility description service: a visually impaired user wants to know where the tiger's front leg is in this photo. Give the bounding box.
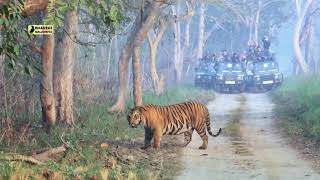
[142,127,153,149]
[153,129,162,150]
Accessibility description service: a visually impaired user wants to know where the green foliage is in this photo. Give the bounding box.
[43,0,73,27]
[272,76,320,139]
[80,0,127,35]
[0,1,40,77]
[0,0,126,78]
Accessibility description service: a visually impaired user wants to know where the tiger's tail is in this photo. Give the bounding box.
[205,112,222,137]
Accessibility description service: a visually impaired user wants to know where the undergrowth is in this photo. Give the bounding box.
[0,85,215,179]
[272,76,320,140]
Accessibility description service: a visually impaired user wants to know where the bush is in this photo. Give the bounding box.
[272,76,320,139]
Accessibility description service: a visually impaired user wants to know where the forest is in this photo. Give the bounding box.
[0,0,320,179]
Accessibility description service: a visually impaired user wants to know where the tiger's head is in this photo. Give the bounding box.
[127,108,142,128]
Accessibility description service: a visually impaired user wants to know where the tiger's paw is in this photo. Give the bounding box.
[153,145,160,150]
[198,145,207,150]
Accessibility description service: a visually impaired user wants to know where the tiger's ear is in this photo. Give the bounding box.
[129,107,135,112]
[130,106,140,111]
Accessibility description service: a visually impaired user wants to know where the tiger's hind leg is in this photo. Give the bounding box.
[195,124,208,150]
[182,129,194,147]
[141,128,153,149]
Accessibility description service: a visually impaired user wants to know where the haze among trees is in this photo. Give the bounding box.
[0,0,320,178]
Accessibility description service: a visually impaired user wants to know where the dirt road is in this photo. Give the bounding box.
[177,93,320,180]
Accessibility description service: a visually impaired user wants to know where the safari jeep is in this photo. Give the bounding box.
[194,60,216,89]
[214,61,246,93]
[245,60,283,91]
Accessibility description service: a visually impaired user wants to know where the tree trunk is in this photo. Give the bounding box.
[113,36,119,78]
[293,0,313,74]
[304,17,311,66]
[189,22,217,61]
[0,54,4,109]
[54,10,78,126]
[132,47,143,106]
[248,19,253,43]
[132,1,162,106]
[172,4,182,82]
[147,22,167,96]
[106,38,113,83]
[254,0,261,43]
[196,0,205,60]
[182,0,194,78]
[40,34,56,129]
[307,17,315,73]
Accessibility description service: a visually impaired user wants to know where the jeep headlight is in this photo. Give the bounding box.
[237,75,244,80]
[197,75,201,78]
[274,73,280,79]
[254,75,260,81]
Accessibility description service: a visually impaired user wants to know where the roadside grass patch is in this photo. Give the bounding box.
[0,85,215,179]
[272,76,320,140]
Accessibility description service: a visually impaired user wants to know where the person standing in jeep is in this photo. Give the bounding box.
[262,35,271,51]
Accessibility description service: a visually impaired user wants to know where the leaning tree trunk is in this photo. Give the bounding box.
[196,0,205,60]
[147,22,167,96]
[293,0,313,74]
[54,10,78,125]
[108,16,142,112]
[40,34,56,129]
[132,1,162,106]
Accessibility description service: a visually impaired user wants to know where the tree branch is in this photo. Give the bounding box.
[0,153,44,165]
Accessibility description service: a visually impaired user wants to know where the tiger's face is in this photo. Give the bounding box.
[127,109,141,128]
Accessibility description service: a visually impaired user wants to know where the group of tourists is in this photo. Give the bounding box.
[200,36,274,64]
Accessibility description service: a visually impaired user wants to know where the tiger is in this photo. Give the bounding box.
[127,101,222,150]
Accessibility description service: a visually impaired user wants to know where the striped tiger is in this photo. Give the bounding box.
[127,101,222,150]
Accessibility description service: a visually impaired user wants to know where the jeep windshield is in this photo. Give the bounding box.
[254,61,279,72]
[217,62,243,73]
